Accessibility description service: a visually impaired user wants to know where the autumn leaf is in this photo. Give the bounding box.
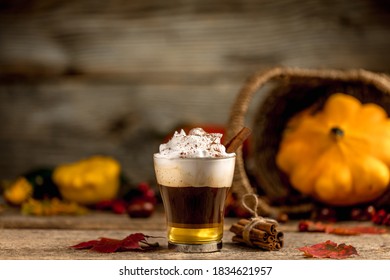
[298,220,387,235]
[298,240,358,259]
[70,233,159,253]
[121,233,155,250]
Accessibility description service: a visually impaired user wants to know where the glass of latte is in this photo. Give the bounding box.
[153,128,236,253]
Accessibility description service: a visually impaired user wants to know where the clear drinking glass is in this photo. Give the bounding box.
[153,155,236,252]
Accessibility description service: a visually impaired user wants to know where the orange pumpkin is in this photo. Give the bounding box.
[276,93,390,206]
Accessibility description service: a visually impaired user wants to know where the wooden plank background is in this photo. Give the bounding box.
[0,0,389,186]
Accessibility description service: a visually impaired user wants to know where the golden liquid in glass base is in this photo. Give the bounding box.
[167,223,223,244]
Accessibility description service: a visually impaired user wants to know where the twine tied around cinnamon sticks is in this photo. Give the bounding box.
[229,194,284,251]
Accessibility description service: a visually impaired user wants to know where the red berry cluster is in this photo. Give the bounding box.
[94,182,157,218]
[312,205,389,226]
[126,182,157,218]
[371,209,390,226]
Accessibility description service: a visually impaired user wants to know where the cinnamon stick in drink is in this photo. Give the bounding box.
[225,127,252,153]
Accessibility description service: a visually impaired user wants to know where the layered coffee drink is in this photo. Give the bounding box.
[154,128,235,252]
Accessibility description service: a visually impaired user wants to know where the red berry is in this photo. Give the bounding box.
[316,207,337,222]
[372,215,383,225]
[350,208,363,221]
[144,188,155,198]
[138,182,151,194]
[298,221,309,232]
[372,209,387,225]
[377,209,386,218]
[366,205,376,219]
[383,213,390,226]
[111,200,127,214]
[127,199,154,218]
[143,189,157,204]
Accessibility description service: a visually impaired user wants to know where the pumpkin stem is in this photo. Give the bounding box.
[330,127,344,139]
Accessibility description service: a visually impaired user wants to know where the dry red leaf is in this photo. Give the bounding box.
[298,240,358,259]
[70,233,159,253]
[298,220,387,235]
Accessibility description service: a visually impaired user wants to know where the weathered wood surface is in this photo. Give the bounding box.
[0,0,389,185]
[0,210,389,260]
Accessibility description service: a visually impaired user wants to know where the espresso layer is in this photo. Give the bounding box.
[159,185,229,226]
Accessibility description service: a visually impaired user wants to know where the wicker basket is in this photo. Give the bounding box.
[226,66,390,212]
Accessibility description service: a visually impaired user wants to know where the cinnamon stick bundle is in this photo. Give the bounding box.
[229,217,284,251]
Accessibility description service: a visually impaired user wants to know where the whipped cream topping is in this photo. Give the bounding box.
[156,128,234,159]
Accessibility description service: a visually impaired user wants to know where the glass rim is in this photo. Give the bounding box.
[153,153,236,160]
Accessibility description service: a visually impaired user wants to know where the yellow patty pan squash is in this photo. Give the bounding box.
[276,93,390,206]
[53,156,121,205]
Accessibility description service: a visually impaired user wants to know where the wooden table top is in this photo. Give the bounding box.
[1,208,389,260]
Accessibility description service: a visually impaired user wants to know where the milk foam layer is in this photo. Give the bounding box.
[155,128,234,159]
[154,156,235,188]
